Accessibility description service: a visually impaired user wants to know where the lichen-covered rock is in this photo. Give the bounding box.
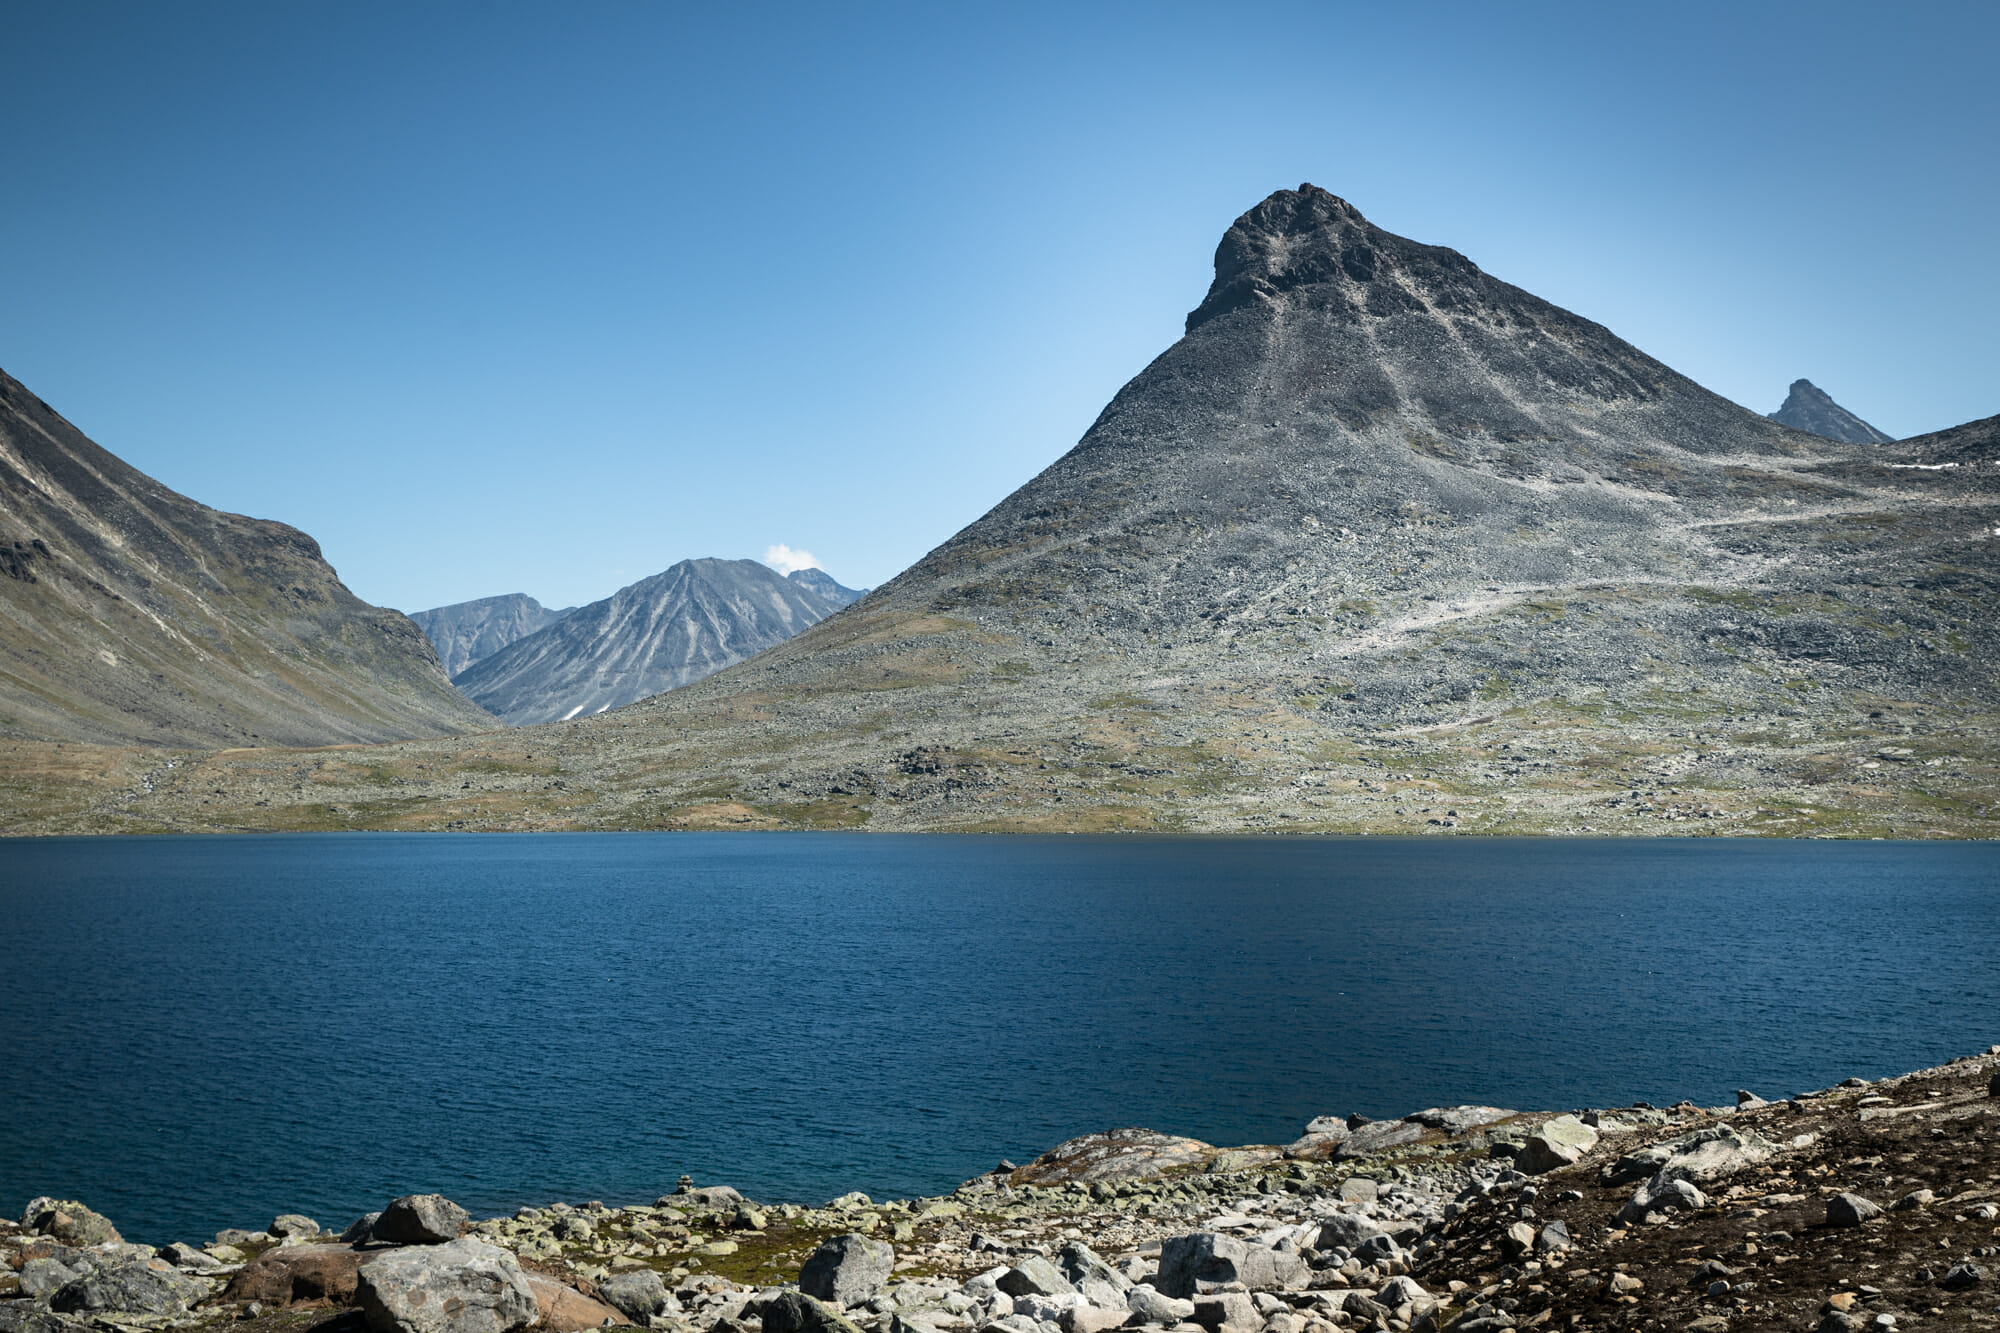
[270,1214,321,1239]
[49,1259,206,1317]
[354,1238,537,1333]
[597,1269,670,1323]
[800,1233,895,1307]
[751,1290,866,1333]
[1515,1115,1598,1174]
[0,1305,90,1333]
[373,1195,471,1245]
[1155,1234,1303,1299]
[19,1199,121,1248]
[1004,1129,1214,1185]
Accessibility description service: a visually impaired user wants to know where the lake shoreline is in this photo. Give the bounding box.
[7,1047,1999,1333]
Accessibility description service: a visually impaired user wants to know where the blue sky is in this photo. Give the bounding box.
[4,1,1995,612]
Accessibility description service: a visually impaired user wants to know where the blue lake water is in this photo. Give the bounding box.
[1,833,1996,1244]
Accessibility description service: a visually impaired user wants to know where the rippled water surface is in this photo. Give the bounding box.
[2,833,1995,1242]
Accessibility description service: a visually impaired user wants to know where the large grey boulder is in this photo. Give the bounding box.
[800,1234,895,1307]
[1056,1242,1131,1309]
[1514,1116,1598,1174]
[1003,1129,1215,1186]
[1616,1176,1708,1224]
[1334,1121,1424,1160]
[354,1238,538,1333]
[20,1256,89,1300]
[1156,1234,1303,1299]
[19,1199,122,1248]
[996,1256,1076,1299]
[752,1291,866,1333]
[49,1259,205,1317]
[1311,1212,1388,1252]
[373,1194,471,1245]
[1190,1291,1262,1333]
[1283,1116,1350,1160]
[1126,1285,1196,1324]
[598,1269,671,1323]
[1827,1193,1882,1227]
[1404,1107,1515,1134]
[0,1307,89,1333]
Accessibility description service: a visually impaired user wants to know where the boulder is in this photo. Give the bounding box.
[49,1259,205,1317]
[1937,1262,1986,1291]
[1334,1121,1425,1160]
[1337,1177,1379,1205]
[19,1199,122,1249]
[354,1238,538,1333]
[1826,1193,1882,1227]
[526,1275,631,1330]
[1499,1222,1536,1261]
[0,1307,89,1333]
[20,1257,87,1300]
[1155,1234,1303,1299]
[1283,1116,1351,1160]
[271,1214,322,1239]
[801,1234,896,1307]
[1537,1220,1572,1253]
[1058,1306,1128,1333]
[1404,1107,1515,1134]
[158,1242,225,1271]
[1616,1176,1708,1224]
[996,1256,1076,1299]
[1190,1292,1262,1333]
[373,1195,471,1245]
[597,1269,670,1323]
[1126,1284,1195,1325]
[1311,1212,1387,1252]
[342,1214,384,1244]
[1375,1276,1430,1311]
[223,1244,371,1306]
[1056,1241,1131,1309]
[1004,1129,1215,1186]
[752,1290,866,1333]
[1513,1116,1597,1174]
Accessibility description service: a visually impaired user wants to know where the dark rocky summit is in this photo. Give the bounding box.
[6,1047,1998,1333]
[412,595,575,677]
[450,558,862,726]
[5,187,1996,833]
[0,367,492,748]
[1768,379,1894,445]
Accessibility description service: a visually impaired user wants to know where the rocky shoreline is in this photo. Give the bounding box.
[7,1050,1998,1333]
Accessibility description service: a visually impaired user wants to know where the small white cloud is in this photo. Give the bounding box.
[763,543,822,574]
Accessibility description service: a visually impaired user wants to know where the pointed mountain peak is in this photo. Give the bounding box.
[1769,378,1894,444]
[1187,184,1478,332]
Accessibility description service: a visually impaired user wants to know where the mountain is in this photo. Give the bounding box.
[10,187,1996,835]
[411,593,574,676]
[786,566,866,607]
[1768,378,1894,444]
[449,557,860,725]
[0,367,492,748]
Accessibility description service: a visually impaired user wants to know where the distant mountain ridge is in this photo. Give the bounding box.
[0,367,491,747]
[1769,378,1894,444]
[411,593,574,676]
[450,559,863,725]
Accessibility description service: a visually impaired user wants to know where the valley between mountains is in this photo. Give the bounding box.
[2,186,1996,837]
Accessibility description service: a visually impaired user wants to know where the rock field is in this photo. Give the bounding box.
[7,1049,1998,1333]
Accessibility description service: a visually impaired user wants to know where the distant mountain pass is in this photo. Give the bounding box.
[412,593,575,676]
[451,558,864,725]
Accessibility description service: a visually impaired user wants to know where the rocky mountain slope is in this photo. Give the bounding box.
[5,1047,1997,1333]
[1769,379,1894,445]
[4,186,1994,833]
[450,560,863,726]
[0,368,492,748]
[412,594,575,676]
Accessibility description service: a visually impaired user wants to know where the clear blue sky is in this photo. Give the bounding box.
[4,1,1995,612]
